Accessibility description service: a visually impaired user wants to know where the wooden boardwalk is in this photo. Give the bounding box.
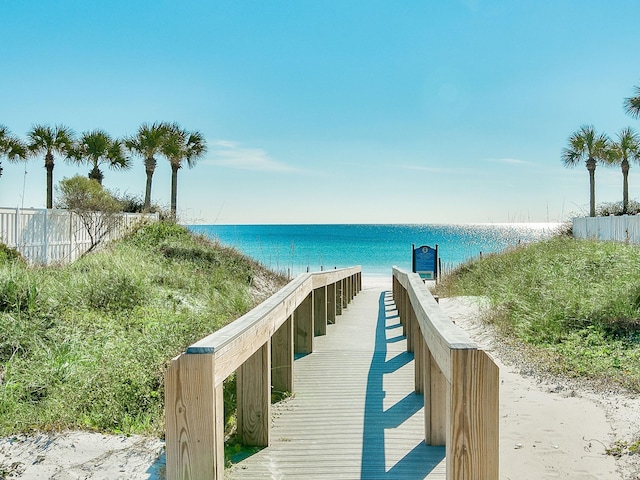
[228,281,446,479]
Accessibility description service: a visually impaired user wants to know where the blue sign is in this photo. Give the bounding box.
[413,244,438,279]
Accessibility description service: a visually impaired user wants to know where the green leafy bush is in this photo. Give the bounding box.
[0,244,23,265]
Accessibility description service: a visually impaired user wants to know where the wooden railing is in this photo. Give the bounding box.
[393,267,499,480]
[165,267,362,479]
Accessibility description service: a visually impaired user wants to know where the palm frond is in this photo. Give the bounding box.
[624,85,640,119]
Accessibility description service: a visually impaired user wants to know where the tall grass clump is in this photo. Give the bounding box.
[436,236,640,391]
[0,221,287,437]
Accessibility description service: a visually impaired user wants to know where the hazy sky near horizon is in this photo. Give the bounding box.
[2,0,640,224]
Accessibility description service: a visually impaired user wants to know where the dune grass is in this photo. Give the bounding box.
[0,222,287,437]
[435,236,640,391]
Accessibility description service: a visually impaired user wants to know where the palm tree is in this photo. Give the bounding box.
[27,124,75,208]
[0,125,27,178]
[561,125,611,217]
[71,130,131,185]
[607,127,640,214]
[161,123,207,218]
[125,122,169,210]
[624,85,640,119]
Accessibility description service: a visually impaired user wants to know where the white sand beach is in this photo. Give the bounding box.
[438,295,640,480]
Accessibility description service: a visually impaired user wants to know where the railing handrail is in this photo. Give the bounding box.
[392,266,499,480]
[393,267,476,348]
[392,267,477,383]
[165,265,362,479]
[188,266,360,355]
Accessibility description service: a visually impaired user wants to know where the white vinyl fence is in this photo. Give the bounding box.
[573,215,640,244]
[0,207,159,265]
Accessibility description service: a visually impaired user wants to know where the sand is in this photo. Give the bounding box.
[1,278,638,479]
[438,295,640,480]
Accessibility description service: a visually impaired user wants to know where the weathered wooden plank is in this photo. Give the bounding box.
[414,308,424,394]
[407,292,415,353]
[425,350,448,446]
[294,292,313,354]
[237,340,271,447]
[165,354,223,480]
[327,282,336,324]
[448,349,499,480]
[313,286,327,336]
[272,315,294,395]
[310,266,361,289]
[341,278,348,309]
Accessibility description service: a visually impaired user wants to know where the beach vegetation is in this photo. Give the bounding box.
[595,200,640,216]
[435,236,640,392]
[26,124,75,209]
[56,176,125,253]
[0,221,287,437]
[0,244,23,265]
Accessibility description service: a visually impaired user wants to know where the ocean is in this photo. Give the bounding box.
[188,223,562,278]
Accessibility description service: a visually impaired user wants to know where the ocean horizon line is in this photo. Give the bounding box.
[186,221,565,227]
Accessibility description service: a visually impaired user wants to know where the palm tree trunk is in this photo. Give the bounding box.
[622,160,630,214]
[45,152,54,209]
[171,164,179,219]
[89,165,104,185]
[587,157,596,217]
[144,157,156,209]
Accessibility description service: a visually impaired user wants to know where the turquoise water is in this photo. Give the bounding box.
[188,223,561,278]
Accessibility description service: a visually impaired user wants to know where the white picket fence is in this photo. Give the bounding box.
[572,215,640,244]
[0,207,158,265]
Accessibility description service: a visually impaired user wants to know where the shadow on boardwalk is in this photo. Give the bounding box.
[360,292,444,479]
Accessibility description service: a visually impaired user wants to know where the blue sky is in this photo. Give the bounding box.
[1,0,640,224]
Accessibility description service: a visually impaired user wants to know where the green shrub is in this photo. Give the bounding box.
[0,244,23,265]
[0,222,287,436]
[436,236,640,390]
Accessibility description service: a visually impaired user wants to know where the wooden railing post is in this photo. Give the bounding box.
[352,275,356,300]
[313,286,327,336]
[237,340,271,447]
[447,349,499,480]
[294,292,314,354]
[272,315,294,395]
[165,353,224,479]
[400,288,408,336]
[341,278,348,310]
[336,280,343,316]
[425,350,447,446]
[412,307,423,394]
[406,294,414,353]
[327,282,336,324]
